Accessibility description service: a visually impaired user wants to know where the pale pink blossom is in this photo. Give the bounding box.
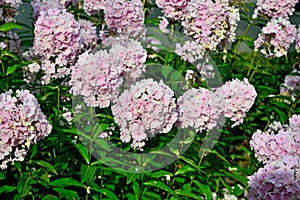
[0,90,51,169]
[111,79,177,150]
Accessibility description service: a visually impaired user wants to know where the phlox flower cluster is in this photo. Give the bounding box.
[70,50,123,108]
[253,0,298,19]
[83,0,105,15]
[33,8,81,65]
[248,115,300,199]
[159,17,169,33]
[31,0,65,19]
[175,40,205,64]
[22,62,41,84]
[181,0,240,51]
[0,0,22,9]
[280,69,300,101]
[61,107,73,126]
[111,77,256,150]
[296,27,300,53]
[215,78,257,127]
[0,90,52,169]
[104,0,145,38]
[248,160,300,200]
[78,19,99,50]
[111,79,178,150]
[254,17,297,58]
[250,126,300,164]
[0,0,22,23]
[176,88,219,132]
[0,31,22,55]
[156,0,191,20]
[70,37,147,108]
[32,8,98,84]
[110,38,147,82]
[289,114,300,131]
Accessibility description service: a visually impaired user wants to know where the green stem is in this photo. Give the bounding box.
[96,113,114,120]
[57,86,61,115]
[85,191,89,200]
[100,169,104,199]
[138,174,143,200]
[0,56,8,90]
[247,51,258,77]
[77,1,82,20]
[99,10,104,29]
[166,160,179,200]
[1,59,4,76]
[170,22,175,41]
[248,54,260,82]
[197,149,206,167]
[263,120,271,132]
[227,21,253,78]
[165,22,175,67]
[142,0,147,14]
[288,92,300,118]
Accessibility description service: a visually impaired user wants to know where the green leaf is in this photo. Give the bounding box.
[151,170,173,178]
[174,177,186,184]
[43,194,60,200]
[144,18,160,26]
[126,173,140,185]
[223,172,248,187]
[236,61,254,69]
[0,22,22,32]
[49,178,85,188]
[126,193,136,200]
[75,143,90,164]
[210,150,231,165]
[93,137,111,151]
[144,181,181,199]
[97,189,119,200]
[1,50,19,60]
[233,184,244,196]
[133,181,139,200]
[237,35,254,49]
[150,149,173,157]
[56,128,78,134]
[29,143,38,159]
[0,172,5,180]
[81,164,97,185]
[192,180,212,200]
[36,161,58,175]
[175,190,203,200]
[273,101,290,110]
[151,44,170,51]
[0,185,17,194]
[53,188,80,200]
[175,166,196,176]
[257,85,277,92]
[6,62,30,76]
[40,172,50,183]
[142,190,161,200]
[294,107,300,113]
[274,108,287,123]
[179,156,202,170]
[16,175,34,200]
[161,65,173,79]
[223,136,248,142]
